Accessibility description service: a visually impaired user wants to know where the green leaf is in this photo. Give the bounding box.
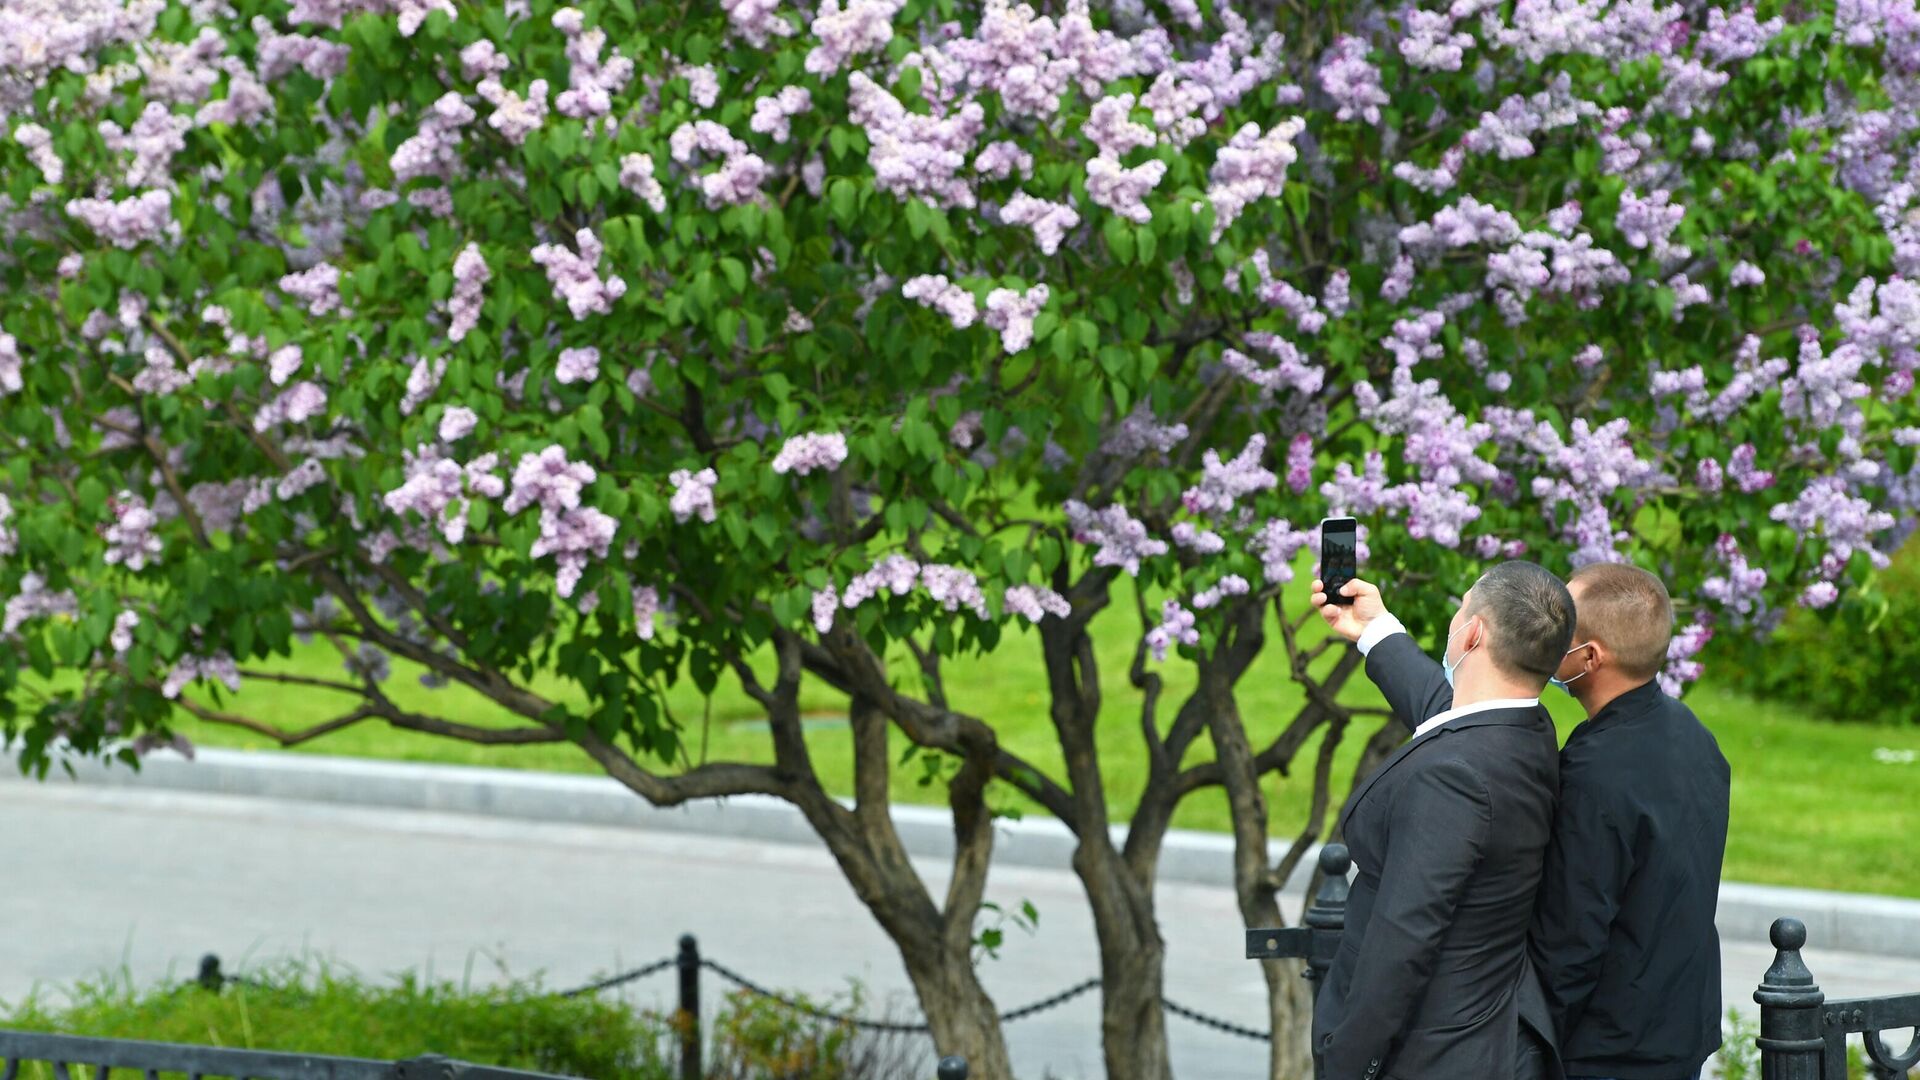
[1104,216,1135,263]
[830,178,857,223]
[1136,222,1158,264]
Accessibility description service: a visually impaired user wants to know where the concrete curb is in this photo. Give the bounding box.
[7,747,1917,959]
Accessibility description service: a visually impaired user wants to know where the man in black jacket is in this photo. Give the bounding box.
[1310,562,1570,1080]
[1530,563,1731,1080]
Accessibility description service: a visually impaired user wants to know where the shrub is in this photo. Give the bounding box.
[705,988,930,1080]
[2,962,946,1079]
[1711,539,1920,725]
[1,959,672,1079]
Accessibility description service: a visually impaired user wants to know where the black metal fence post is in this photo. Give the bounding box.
[1304,844,1349,1080]
[937,1055,969,1079]
[1754,917,1825,1080]
[677,933,702,1080]
[1302,844,1351,1018]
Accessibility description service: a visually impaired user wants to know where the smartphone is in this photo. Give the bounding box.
[1321,517,1358,606]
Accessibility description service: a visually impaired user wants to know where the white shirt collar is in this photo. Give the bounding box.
[1413,697,1541,739]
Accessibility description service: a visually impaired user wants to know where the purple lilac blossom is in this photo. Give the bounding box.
[531,228,627,319]
[1318,35,1388,125]
[669,467,719,524]
[1145,598,1199,660]
[902,275,978,328]
[439,406,478,442]
[771,432,850,475]
[103,492,163,570]
[999,194,1080,255]
[750,86,812,143]
[1205,118,1305,240]
[983,284,1050,352]
[555,346,601,384]
[1063,500,1168,575]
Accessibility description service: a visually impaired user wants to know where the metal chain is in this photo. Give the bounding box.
[996,978,1103,1022]
[198,949,1263,1042]
[699,959,932,1034]
[556,957,678,999]
[1163,997,1270,1041]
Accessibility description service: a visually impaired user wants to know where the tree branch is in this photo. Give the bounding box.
[172,696,378,746]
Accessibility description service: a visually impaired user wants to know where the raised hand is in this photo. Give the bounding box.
[1311,577,1390,643]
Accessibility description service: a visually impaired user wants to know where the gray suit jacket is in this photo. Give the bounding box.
[1312,633,1562,1080]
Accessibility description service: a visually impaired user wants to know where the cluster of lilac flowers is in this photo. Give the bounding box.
[846,72,984,209]
[447,244,489,342]
[1064,500,1169,575]
[999,194,1081,255]
[809,554,1010,633]
[1205,119,1306,241]
[1701,535,1770,618]
[254,381,329,431]
[160,652,241,700]
[531,229,627,319]
[385,444,505,547]
[771,432,849,475]
[668,120,771,208]
[982,283,1050,352]
[498,446,614,598]
[1183,435,1278,516]
[1317,36,1388,125]
[669,467,719,524]
[2,574,78,637]
[1145,599,1199,660]
[1003,584,1072,623]
[750,86,812,143]
[555,346,601,385]
[1102,404,1188,457]
[1659,618,1714,697]
[476,75,549,145]
[552,7,634,125]
[805,0,904,75]
[618,153,670,212]
[279,262,343,316]
[632,584,661,639]
[902,275,978,328]
[66,191,178,249]
[102,491,163,571]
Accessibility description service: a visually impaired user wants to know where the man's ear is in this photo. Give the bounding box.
[1586,640,1609,674]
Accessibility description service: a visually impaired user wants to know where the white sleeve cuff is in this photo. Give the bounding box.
[1355,613,1408,657]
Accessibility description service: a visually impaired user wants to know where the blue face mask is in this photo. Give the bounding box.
[1441,621,1478,690]
[1548,642,1595,696]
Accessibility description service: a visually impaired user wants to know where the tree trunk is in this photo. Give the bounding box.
[1039,600,1177,1080]
[1211,639,1366,1080]
[1076,838,1173,1080]
[899,936,1017,1080]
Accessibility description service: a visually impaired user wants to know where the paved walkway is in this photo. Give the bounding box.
[0,781,1911,1079]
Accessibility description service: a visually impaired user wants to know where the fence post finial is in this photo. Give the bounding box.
[1754,916,1826,1080]
[937,1055,969,1080]
[677,934,702,1080]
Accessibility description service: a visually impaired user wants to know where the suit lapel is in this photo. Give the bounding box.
[1336,707,1548,834]
[1336,730,1434,834]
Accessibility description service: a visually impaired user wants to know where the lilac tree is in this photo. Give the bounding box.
[5,0,1919,1077]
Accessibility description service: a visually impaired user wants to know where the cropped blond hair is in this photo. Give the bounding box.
[1567,563,1674,680]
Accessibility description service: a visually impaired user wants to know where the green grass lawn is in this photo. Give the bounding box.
[138,585,1920,899]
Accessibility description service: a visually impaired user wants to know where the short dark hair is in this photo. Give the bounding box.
[1464,561,1577,684]
[1567,563,1674,680]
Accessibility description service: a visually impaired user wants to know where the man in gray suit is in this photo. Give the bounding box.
[1310,562,1570,1080]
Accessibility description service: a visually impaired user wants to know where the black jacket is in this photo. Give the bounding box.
[1314,633,1561,1080]
[1528,679,1731,1079]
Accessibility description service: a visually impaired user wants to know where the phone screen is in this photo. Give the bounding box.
[1321,517,1358,606]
